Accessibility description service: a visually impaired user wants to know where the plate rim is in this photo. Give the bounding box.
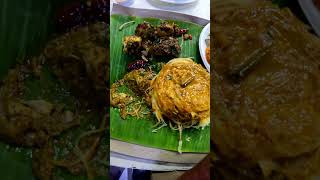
[156,0,198,5]
[110,139,207,170]
[199,23,210,72]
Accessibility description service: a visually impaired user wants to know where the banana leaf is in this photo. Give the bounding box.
[0,0,108,179]
[110,14,210,153]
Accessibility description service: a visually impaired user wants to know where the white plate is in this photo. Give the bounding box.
[298,0,320,36]
[157,0,198,5]
[199,23,210,72]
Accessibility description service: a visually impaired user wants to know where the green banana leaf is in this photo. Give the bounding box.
[0,0,108,179]
[110,14,210,153]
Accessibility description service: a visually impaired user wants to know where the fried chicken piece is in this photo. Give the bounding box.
[135,21,185,39]
[150,37,181,58]
[135,22,155,39]
[124,21,187,58]
[154,22,177,37]
[123,35,142,55]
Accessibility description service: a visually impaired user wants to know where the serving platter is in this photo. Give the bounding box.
[110,139,206,171]
[110,3,209,170]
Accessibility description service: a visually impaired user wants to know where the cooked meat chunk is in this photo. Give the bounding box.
[154,22,177,37]
[135,22,155,39]
[150,37,181,58]
[123,35,142,55]
[123,21,188,58]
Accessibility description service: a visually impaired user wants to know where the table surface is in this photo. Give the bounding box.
[111,0,210,20]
